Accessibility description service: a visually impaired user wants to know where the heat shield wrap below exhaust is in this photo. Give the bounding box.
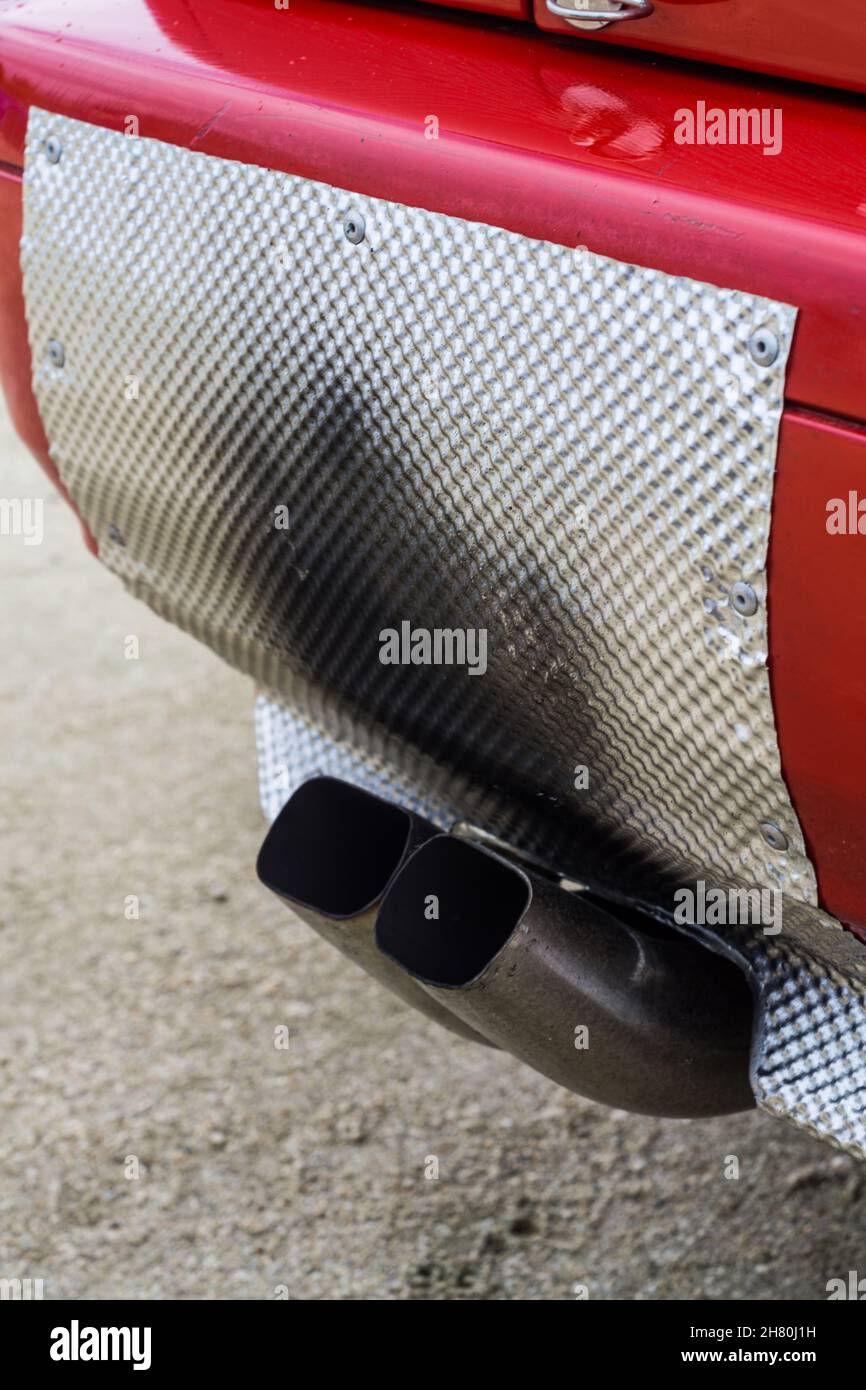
[21,107,866,1157]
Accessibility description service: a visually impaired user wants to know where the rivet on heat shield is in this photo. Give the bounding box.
[43,136,62,164]
[747,327,779,367]
[729,581,758,617]
[343,212,366,245]
[47,339,65,368]
[760,821,789,853]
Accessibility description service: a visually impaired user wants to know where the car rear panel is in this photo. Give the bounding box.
[1,0,865,1152]
[2,0,866,927]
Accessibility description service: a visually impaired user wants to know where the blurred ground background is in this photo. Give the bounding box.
[0,399,863,1300]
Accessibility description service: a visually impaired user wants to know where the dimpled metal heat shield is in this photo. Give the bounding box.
[22,108,866,1156]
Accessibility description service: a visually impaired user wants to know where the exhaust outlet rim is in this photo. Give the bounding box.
[376,832,534,990]
[256,774,416,921]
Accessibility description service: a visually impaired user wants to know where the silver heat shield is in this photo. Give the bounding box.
[21,108,866,1156]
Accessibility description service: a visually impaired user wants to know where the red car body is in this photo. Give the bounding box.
[1,0,865,941]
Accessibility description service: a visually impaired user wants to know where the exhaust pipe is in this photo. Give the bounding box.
[256,777,490,1046]
[376,834,755,1117]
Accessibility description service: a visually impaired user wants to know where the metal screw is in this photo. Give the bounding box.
[748,327,779,367]
[760,821,789,853]
[47,339,65,369]
[43,136,62,164]
[729,581,758,617]
[343,212,366,245]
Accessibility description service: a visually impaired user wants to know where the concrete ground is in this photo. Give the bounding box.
[0,400,863,1301]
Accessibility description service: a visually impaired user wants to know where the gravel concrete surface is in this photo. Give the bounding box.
[1,401,863,1301]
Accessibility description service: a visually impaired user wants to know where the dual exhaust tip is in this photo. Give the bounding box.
[257,776,755,1117]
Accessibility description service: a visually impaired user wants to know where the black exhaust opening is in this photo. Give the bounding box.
[256,776,412,919]
[377,834,531,987]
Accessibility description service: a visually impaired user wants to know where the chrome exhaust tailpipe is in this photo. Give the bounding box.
[376,835,755,1117]
[256,778,489,1045]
